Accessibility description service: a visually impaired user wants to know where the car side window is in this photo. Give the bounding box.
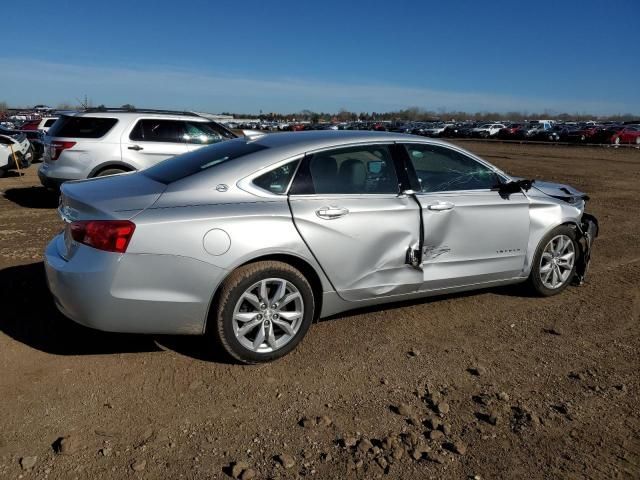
[306,145,398,194]
[404,144,498,193]
[183,122,225,145]
[253,160,299,194]
[129,120,186,143]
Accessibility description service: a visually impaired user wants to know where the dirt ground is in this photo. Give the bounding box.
[0,141,638,480]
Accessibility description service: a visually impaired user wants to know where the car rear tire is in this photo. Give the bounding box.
[95,168,128,177]
[212,261,315,364]
[528,225,578,297]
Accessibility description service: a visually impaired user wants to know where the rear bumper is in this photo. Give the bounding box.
[44,235,227,335]
[38,166,72,190]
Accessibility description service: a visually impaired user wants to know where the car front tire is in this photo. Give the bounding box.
[212,261,315,364]
[528,225,578,296]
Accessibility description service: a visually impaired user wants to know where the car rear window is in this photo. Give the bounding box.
[47,115,118,138]
[142,140,268,184]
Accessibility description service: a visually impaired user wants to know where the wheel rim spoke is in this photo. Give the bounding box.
[271,279,287,304]
[278,311,302,322]
[253,323,266,349]
[259,280,268,302]
[237,319,261,336]
[266,322,278,349]
[279,292,300,308]
[234,312,256,323]
[242,293,261,310]
[272,318,294,335]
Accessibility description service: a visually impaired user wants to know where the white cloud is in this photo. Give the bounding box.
[0,58,633,115]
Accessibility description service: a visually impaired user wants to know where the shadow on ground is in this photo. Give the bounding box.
[0,261,537,361]
[3,186,59,209]
[320,281,536,323]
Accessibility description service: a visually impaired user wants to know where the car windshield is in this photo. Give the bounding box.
[142,139,268,184]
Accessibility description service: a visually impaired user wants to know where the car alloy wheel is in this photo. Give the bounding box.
[539,235,575,289]
[232,278,304,353]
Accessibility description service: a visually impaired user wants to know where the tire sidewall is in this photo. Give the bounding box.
[529,225,578,296]
[95,168,127,177]
[217,263,314,363]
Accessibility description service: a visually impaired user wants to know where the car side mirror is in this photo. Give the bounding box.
[496,179,533,195]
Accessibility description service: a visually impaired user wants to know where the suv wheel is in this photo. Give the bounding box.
[528,225,578,296]
[213,261,314,363]
[95,168,128,177]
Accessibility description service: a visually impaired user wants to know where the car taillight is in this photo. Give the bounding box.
[50,141,76,160]
[70,220,136,253]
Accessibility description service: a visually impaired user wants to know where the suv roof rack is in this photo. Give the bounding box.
[82,107,203,117]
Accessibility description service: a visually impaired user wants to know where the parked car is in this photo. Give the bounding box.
[37,116,60,133]
[20,117,59,132]
[496,123,527,140]
[471,123,505,138]
[0,133,33,176]
[0,126,45,161]
[44,131,598,363]
[591,125,640,145]
[527,125,563,142]
[564,125,602,143]
[421,123,449,137]
[38,108,237,190]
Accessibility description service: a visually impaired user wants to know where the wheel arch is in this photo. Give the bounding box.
[89,161,137,178]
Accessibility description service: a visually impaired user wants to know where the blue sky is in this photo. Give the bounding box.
[2,0,638,115]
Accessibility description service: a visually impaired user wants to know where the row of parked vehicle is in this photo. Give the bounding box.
[232,119,640,146]
[1,107,639,181]
[346,120,640,145]
[0,114,58,175]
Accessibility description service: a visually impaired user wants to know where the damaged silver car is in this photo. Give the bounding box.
[44,131,598,363]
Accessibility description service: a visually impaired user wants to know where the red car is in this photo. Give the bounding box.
[605,126,640,145]
[591,125,640,145]
[497,123,526,139]
[18,120,41,131]
[565,125,603,143]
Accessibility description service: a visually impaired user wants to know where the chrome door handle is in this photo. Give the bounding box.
[128,145,143,151]
[428,202,455,211]
[316,207,349,219]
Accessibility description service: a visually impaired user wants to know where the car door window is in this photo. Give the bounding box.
[404,144,498,193]
[304,145,398,194]
[129,120,186,143]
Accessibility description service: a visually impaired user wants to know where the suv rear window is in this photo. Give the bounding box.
[48,115,117,138]
[142,139,268,184]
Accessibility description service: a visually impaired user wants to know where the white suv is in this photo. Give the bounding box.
[38,109,237,190]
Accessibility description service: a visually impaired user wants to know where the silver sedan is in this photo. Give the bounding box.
[44,131,598,363]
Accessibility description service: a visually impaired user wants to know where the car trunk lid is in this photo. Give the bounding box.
[57,173,167,260]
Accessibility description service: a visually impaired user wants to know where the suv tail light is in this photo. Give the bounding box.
[50,141,76,160]
[70,220,136,253]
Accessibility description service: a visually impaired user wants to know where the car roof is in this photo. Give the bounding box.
[65,111,208,121]
[253,130,448,152]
